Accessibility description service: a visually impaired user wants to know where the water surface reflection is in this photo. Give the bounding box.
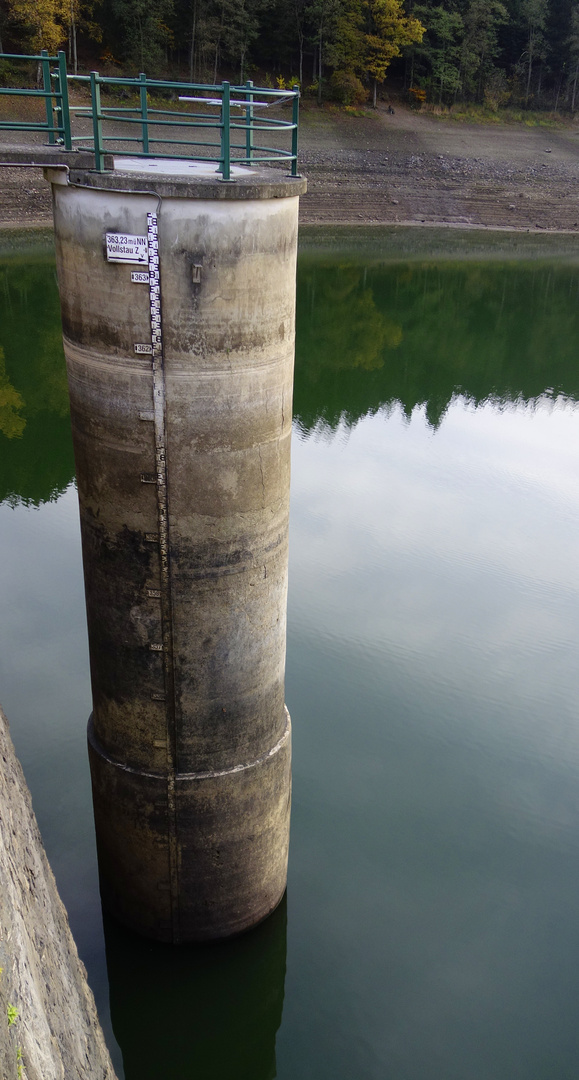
[2,237,579,1080]
[0,256,73,505]
[104,896,286,1080]
[295,259,579,431]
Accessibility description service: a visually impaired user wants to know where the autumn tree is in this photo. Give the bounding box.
[335,0,424,105]
[7,0,68,53]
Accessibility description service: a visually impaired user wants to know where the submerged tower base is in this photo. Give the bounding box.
[88,711,291,942]
[47,159,305,941]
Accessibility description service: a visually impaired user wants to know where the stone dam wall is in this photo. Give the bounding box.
[0,705,117,1080]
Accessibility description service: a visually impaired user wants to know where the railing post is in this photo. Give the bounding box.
[89,70,105,171]
[291,85,300,176]
[41,49,54,144]
[139,72,149,155]
[57,50,72,149]
[245,79,254,163]
[220,80,231,181]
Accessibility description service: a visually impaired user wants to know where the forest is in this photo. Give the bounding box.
[1,0,579,112]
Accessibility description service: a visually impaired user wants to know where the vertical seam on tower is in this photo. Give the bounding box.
[147,211,181,943]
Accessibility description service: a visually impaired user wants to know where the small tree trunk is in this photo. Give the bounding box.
[68,0,76,73]
[477,49,486,102]
[214,1,225,85]
[317,29,322,104]
[525,30,533,106]
[373,78,377,107]
[454,59,463,104]
[189,1,197,82]
[554,69,562,111]
[572,59,579,112]
[72,8,78,75]
[295,0,304,86]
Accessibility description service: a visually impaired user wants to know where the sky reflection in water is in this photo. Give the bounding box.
[1,242,579,1079]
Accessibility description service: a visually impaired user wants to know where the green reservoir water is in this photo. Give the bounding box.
[2,230,579,1079]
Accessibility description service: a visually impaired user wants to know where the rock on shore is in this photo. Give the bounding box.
[0,705,117,1080]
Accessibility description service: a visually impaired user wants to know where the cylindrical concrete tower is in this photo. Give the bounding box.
[46,161,306,942]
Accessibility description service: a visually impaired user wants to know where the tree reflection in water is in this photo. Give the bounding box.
[295,259,579,434]
[3,250,579,506]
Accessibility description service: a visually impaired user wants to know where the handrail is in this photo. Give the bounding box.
[0,53,300,179]
[0,50,70,146]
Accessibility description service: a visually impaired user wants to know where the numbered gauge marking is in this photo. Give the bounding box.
[146,211,181,938]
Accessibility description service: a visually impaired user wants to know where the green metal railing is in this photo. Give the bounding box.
[0,52,300,179]
[0,50,71,146]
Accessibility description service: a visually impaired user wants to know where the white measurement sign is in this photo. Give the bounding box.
[106,233,148,265]
[131,271,150,283]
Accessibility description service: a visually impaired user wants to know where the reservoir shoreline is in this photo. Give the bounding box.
[2,102,579,233]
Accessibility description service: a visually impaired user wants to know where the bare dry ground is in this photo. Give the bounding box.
[1,101,579,230]
[298,103,579,231]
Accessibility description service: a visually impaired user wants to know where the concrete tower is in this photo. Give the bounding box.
[46,160,306,942]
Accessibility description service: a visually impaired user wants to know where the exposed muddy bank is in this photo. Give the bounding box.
[2,103,579,231]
